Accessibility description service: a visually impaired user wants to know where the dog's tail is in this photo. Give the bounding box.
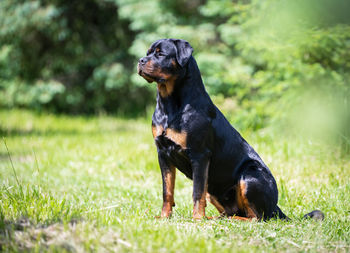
[303,210,324,221]
[276,206,324,221]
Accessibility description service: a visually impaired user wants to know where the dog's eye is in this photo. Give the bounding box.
[157,52,166,57]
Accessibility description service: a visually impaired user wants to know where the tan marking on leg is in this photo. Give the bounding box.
[193,191,207,220]
[228,216,254,222]
[165,128,187,149]
[206,193,225,214]
[236,182,244,210]
[152,125,164,138]
[161,166,176,218]
[237,180,258,218]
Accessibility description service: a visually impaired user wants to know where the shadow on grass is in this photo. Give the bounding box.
[0,217,83,252]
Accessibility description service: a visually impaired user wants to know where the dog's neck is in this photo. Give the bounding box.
[155,57,213,119]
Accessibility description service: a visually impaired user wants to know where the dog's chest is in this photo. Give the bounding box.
[152,125,187,149]
[152,124,192,178]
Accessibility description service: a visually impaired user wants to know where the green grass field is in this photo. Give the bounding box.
[0,109,349,252]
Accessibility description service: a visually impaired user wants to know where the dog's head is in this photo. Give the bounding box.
[137,39,193,88]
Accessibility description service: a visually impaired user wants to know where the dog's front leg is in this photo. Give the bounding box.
[191,153,210,220]
[158,153,176,218]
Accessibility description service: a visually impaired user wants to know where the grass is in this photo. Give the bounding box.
[0,109,349,252]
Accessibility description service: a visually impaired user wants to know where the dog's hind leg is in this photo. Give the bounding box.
[237,166,280,220]
[206,193,225,216]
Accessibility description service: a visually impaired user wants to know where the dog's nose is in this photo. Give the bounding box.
[139,57,147,65]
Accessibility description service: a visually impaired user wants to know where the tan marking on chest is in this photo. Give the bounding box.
[152,125,164,138]
[152,126,187,149]
[157,77,175,98]
[165,128,187,149]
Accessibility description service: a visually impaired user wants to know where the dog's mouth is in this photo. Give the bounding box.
[137,64,155,83]
[138,64,166,83]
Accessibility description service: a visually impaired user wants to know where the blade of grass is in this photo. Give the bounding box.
[3,137,23,197]
[32,147,40,173]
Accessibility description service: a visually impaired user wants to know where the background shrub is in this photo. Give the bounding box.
[0,0,349,150]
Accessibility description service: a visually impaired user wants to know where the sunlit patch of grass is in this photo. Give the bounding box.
[0,109,349,252]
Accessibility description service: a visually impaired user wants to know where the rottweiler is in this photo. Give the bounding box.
[138,38,324,221]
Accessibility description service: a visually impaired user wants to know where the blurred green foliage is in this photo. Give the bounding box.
[0,0,349,150]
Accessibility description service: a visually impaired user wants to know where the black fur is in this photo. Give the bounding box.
[138,38,324,221]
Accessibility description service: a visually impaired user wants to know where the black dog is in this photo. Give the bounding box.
[138,38,324,221]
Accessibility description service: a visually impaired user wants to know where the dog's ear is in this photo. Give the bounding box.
[172,39,193,68]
